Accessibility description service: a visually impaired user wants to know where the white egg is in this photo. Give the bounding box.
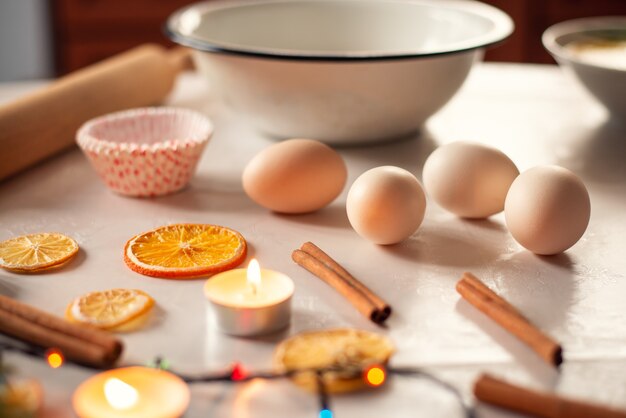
[423,142,519,218]
[505,165,591,255]
[242,139,347,214]
[347,166,426,245]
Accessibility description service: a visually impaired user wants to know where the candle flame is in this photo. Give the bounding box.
[104,377,138,410]
[247,259,261,294]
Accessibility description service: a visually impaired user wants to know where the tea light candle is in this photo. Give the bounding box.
[72,366,189,418]
[204,259,294,336]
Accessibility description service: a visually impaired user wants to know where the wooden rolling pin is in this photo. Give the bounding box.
[0,44,193,181]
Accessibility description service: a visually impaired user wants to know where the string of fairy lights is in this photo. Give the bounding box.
[0,339,473,417]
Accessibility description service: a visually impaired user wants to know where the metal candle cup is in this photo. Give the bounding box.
[204,260,294,337]
[72,366,190,418]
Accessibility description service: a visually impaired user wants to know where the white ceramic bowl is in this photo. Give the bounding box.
[543,17,626,119]
[167,0,512,144]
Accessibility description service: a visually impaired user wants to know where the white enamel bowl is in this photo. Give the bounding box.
[167,0,512,144]
[543,17,626,119]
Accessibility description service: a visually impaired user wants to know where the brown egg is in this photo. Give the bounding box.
[423,142,519,218]
[242,139,347,213]
[505,165,591,255]
[347,166,426,245]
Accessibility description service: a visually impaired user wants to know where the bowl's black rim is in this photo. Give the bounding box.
[164,0,514,63]
[165,26,511,62]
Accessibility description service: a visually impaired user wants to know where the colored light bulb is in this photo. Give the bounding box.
[46,349,64,369]
[319,409,333,418]
[147,357,171,370]
[231,363,247,381]
[365,365,386,387]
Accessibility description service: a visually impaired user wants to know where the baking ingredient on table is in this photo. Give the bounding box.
[0,294,123,368]
[474,374,626,418]
[72,366,190,418]
[204,259,294,336]
[242,138,347,213]
[0,44,193,182]
[292,242,391,324]
[76,107,213,197]
[124,224,247,279]
[347,166,426,245]
[565,37,626,71]
[273,329,394,394]
[457,272,562,367]
[422,141,519,218]
[505,165,591,255]
[0,378,43,417]
[0,232,79,273]
[66,289,155,331]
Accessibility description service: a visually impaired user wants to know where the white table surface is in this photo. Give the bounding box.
[1,62,625,418]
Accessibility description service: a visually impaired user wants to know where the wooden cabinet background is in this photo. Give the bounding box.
[52,0,194,73]
[51,0,626,74]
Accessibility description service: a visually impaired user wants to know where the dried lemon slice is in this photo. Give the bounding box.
[66,289,154,330]
[274,329,394,394]
[124,224,247,279]
[0,233,79,273]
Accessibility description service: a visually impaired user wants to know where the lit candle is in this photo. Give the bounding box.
[72,366,189,418]
[204,258,294,336]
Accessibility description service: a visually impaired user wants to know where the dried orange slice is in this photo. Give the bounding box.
[0,378,43,416]
[124,224,247,279]
[66,288,155,330]
[273,329,394,394]
[0,233,79,273]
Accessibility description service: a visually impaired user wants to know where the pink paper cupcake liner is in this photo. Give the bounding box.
[77,107,213,197]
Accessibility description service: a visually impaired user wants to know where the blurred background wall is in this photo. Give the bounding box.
[0,1,53,81]
[0,0,626,81]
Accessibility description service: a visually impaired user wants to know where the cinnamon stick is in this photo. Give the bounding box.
[292,242,391,324]
[301,242,390,313]
[475,374,626,418]
[456,272,562,366]
[0,294,122,368]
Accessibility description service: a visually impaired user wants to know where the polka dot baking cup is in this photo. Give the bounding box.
[77,107,213,197]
